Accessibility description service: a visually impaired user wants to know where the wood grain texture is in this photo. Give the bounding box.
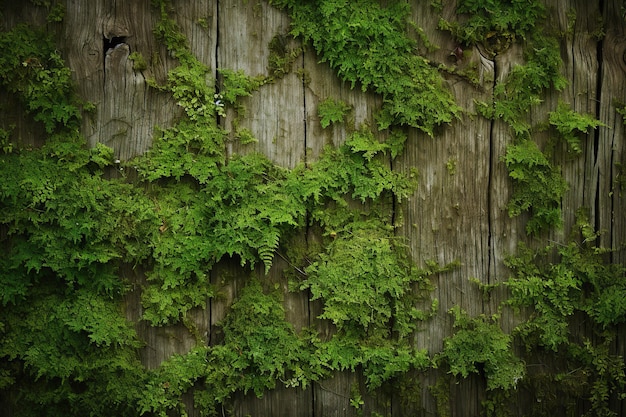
[2,0,625,415]
[219,0,305,168]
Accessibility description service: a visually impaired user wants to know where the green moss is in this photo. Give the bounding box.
[429,376,451,417]
[267,33,303,79]
[502,228,626,414]
[47,3,65,22]
[218,68,266,104]
[129,51,148,71]
[445,158,457,175]
[478,34,567,138]
[0,25,81,133]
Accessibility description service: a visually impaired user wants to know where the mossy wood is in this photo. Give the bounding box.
[0,1,625,416]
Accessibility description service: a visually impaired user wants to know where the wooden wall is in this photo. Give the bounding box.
[1,0,624,416]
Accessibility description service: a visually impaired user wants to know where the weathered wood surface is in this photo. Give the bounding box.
[1,0,625,416]
[220,0,306,168]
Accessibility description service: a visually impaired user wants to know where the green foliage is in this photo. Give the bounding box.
[506,239,626,349]
[308,330,431,392]
[141,278,213,326]
[0,284,145,416]
[0,25,81,133]
[7,1,624,416]
[201,153,304,271]
[318,97,351,128]
[286,129,415,231]
[478,34,567,137]
[140,345,211,416]
[46,2,65,23]
[459,9,569,238]
[0,139,157,299]
[445,0,545,45]
[267,33,303,78]
[0,127,13,153]
[133,0,418,333]
[437,307,525,391]
[549,102,603,154]
[616,102,626,121]
[218,68,266,104]
[0,124,155,415]
[141,279,320,417]
[568,340,626,417]
[168,60,217,121]
[361,342,430,390]
[346,127,407,160]
[28,0,65,22]
[302,220,435,339]
[0,23,159,416]
[133,120,225,184]
[152,0,192,60]
[129,51,148,71]
[503,139,568,234]
[234,126,257,144]
[503,220,626,414]
[216,279,314,394]
[271,0,461,134]
[135,151,304,324]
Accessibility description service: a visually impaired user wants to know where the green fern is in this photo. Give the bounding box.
[318,97,351,128]
[271,0,460,134]
[549,102,603,154]
[438,307,525,391]
[504,139,568,234]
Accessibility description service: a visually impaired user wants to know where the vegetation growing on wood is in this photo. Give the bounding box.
[218,68,266,105]
[436,215,626,416]
[0,24,82,134]
[502,214,626,416]
[270,0,461,135]
[503,139,568,234]
[267,33,303,79]
[0,3,435,415]
[476,33,567,137]
[549,101,604,154]
[0,24,155,416]
[442,0,577,235]
[455,7,597,234]
[317,97,351,128]
[439,0,545,50]
[129,51,148,71]
[1,1,625,416]
[437,307,524,391]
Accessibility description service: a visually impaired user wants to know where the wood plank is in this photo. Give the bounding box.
[600,0,626,261]
[218,0,305,169]
[61,0,188,160]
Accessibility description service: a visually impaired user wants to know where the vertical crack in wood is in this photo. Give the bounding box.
[215,0,222,131]
[209,0,221,348]
[486,59,497,290]
[299,44,317,417]
[301,51,308,168]
[390,153,397,230]
[594,0,605,239]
